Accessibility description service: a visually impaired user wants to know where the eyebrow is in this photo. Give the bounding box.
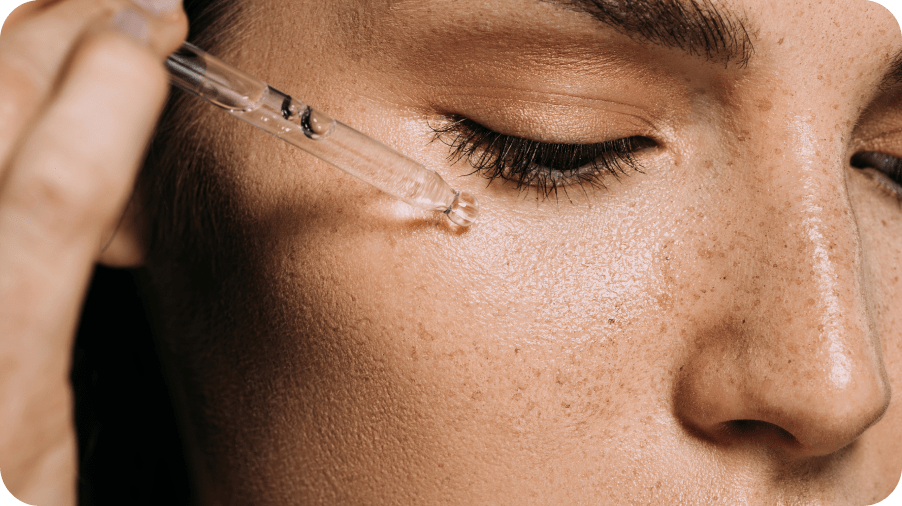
[544,0,755,68]
[881,49,902,90]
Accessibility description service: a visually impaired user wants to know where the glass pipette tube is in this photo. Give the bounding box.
[164,43,479,227]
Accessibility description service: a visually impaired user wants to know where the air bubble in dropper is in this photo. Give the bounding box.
[301,108,336,138]
[165,42,481,228]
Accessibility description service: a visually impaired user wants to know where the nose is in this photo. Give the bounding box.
[672,117,891,459]
[675,314,890,457]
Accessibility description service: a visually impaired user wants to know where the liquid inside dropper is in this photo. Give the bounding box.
[444,191,480,227]
[165,42,480,227]
[236,86,480,226]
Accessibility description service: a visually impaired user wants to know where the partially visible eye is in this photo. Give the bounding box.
[430,116,656,201]
[851,151,902,200]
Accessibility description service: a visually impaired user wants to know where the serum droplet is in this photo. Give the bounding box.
[444,191,479,227]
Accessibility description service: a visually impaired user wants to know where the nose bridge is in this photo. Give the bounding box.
[770,115,871,390]
[675,111,891,457]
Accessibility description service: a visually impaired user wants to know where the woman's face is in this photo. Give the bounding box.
[150,0,902,503]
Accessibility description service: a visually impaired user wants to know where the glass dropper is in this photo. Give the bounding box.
[164,42,479,227]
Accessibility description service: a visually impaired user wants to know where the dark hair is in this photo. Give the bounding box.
[136,0,247,276]
[74,2,244,504]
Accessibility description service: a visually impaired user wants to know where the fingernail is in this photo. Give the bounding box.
[130,0,181,17]
[111,8,150,44]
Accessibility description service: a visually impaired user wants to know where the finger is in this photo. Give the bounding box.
[2,0,185,66]
[0,0,186,167]
[0,24,169,499]
[1,0,77,34]
[0,26,170,341]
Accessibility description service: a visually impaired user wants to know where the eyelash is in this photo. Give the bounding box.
[429,122,902,205]
[430,116,656,201]
[851,152,902,201]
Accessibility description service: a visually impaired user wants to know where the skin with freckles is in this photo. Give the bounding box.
[128,0,902,504]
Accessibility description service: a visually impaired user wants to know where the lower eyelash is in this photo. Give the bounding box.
[851,152,902,202]
[429,116,656,201]
[860,167,902,202]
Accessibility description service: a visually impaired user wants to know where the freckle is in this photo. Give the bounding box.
[757,100,774,111]
[775,148,782,155]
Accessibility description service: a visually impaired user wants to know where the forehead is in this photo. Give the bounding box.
[215,0,902,155]
[307,0,900,76]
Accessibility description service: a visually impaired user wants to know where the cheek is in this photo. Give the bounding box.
[846,168,902,480]
[221,91,734,420]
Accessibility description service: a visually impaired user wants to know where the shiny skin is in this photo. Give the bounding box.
[138,0,902,504]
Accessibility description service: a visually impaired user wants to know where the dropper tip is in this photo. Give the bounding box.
[444,191,480,227]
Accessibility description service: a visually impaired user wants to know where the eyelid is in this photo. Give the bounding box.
[430,115,656,201]
[424,84,665,144]
[851,151,902,201]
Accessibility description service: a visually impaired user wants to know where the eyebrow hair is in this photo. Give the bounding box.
[545,0,755,68]
[881,49,902,90]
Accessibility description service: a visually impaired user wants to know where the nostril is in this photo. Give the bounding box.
[673,318,891,459]
[704,420,808,454]
[727,420,797,442]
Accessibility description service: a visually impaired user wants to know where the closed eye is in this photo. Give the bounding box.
[430,116,657,202]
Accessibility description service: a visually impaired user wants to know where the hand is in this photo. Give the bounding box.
[0,1,186,503]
